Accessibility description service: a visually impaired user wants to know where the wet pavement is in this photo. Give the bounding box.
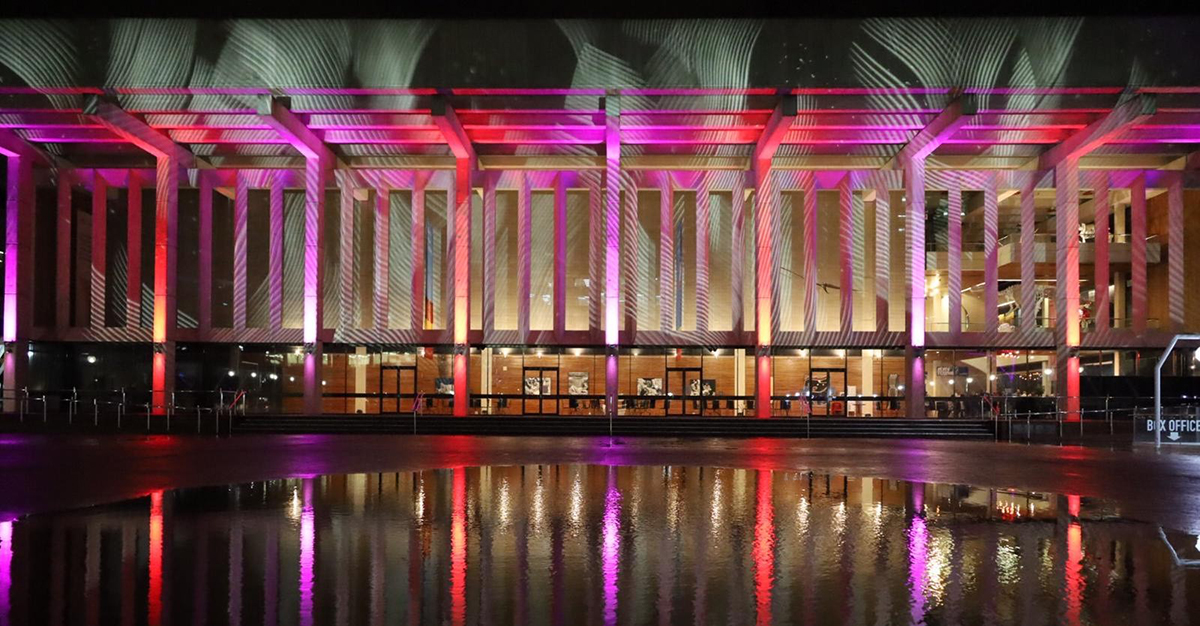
[2,434,1200,534]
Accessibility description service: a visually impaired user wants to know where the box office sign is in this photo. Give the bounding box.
[1135,416,1200,444]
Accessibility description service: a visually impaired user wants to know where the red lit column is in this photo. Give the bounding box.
[1130,174,1147,335]
[55,173,72,331]
[904,158,926,417]
[151,157,180,415]
[1093,178,1110,332]
[1055,161,1081,422]
[1,149,33,411]
[90,172,108,330]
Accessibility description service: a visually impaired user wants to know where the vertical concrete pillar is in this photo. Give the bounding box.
[1019,179,1037,331]
[731,176,746,336]
[802,180,817,334]
[451,159,472,416]
[196,174,211,335]
[374,187,390,330]
[1093,178,1109,331]
[517,173,531,338]
[268,174,284,330]
[409,178,426,331]
[753,165,776,418]
[874,183,890,333]
[482,175,496,337]
[1167,175,1184,331]
[2,154,33,410]
[903,159,927,418]
[302,157,329,415]
[659,177,675,331]
[983,175,999,334]
[695,180,711,333]
[604,96,621,420]
[1055,161,1081,422]
[1130,174,1146,334]
[232,171,248,331]
[947,177,962,336]
[553,173,567,338]
[839,175,854,333]
[151,157,179,415]
[55,174,71,330]
[90,173,108,330]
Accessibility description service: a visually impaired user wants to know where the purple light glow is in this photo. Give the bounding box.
[0,520,11,625]
[907,514,929,625]
[299,479,314,626]
[602,468,621,626]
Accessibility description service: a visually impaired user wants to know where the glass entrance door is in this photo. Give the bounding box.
[380,365,417,414]
[808,368,847,416]
[522,367,559,415]
[666,367,703,416]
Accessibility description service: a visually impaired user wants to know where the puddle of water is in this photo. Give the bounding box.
[0,465,1197,625]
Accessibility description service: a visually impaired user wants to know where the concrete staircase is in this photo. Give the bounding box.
[231,415,996,439]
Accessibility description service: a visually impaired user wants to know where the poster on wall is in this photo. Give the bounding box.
[434,378,455,395]
[524,377,553,395]
[687,379,717,396]
[568,372,589,395]
[637,377,663,396]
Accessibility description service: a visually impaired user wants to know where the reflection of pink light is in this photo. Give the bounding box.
[149,491,163,626]
[0,520,12,624]
[1065,522,1083,626]
[602,468,621,626]
[300,480,314,626]
[752,471,775,626]
[908,515,929,625]
[451,468,467,626]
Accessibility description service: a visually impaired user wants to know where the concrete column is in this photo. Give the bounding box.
[55,174,71,330]
[695,180,711,333]
[731,176,746,336]
[2,153,32,413]
[983,176,999,334]
[517,173,531,338]
[483,176,496,337]
[553,173,567,338]
[839,175,854,333]
[302,157,329,415]
[1093,178,1109,331]
[452,159,472,416]
[233,172,248,331]
[659,177,675,331]
[1167,175,1184,330]
[861,349,875,416]
[268,175,284,330]
[151,157,179,415]
[948,178,962,336]
[196,174,211,335]
[1130,174,1146,333]
[753,165,776,418]
[90,173,108,330]
[604,98,620,419]
[127,171,143,326]
[374,187,390,330]
[1054,161,1081,422]
[903,159,926,417]
[1019,179,1037,331]
[340,182,356,331]
[410,178,426,331]
[802,180,817,334]
[875,184,890,333]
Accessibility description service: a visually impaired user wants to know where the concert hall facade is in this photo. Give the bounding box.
[2,18,1200,419]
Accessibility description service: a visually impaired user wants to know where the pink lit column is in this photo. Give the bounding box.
[151,158,180,415]
[268,175,284,330]
[983,176,999,334]
[604,96,621,420]
[196,174,211,335]
[1130,174,1147,334]
[947,177,962,336]
[1055,161,1081,422]
[753,165,776,418]
[554,174,567,338]
[90,173,108,330]
[55,174,71,330]
[1093,179,1110,331]
[874,183,890,333]
[904,159,926,417]
[303,157,330,415]
[452,159,472,416]
[2,152,33,410]
[1167,175,1184,330]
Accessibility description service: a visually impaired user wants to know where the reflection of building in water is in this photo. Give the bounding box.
[0,467,1188,625]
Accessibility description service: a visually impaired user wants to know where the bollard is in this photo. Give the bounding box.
[94,399,99,426]
[146,403,151,431]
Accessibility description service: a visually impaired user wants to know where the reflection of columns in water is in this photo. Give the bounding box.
[753,470,774,626]
[229,495,243,626]
[0,521,11,626]
[193,525,208,626]
[602,466,621,626]
[265,523,279,626]
[86,521,100,626]
[369,503,384,626]
[299,479,314,626]
[148,491,164,626]
[121,524,135,626]
[906,482,928,625]
[450,468,467,626]
[1064,522,1084,626]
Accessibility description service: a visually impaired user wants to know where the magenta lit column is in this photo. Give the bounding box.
[303,157,330,415]
[1055,160,1081,421]
[604,95,621,419]
[904,159,926,417]
[151,157,179,416]
[1,152,32,411]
